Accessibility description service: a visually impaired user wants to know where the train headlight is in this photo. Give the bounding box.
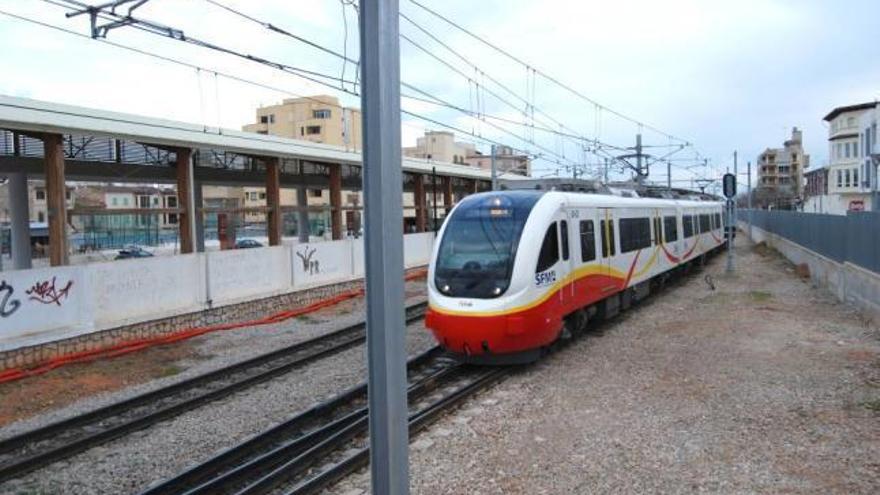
[493,287,502,295]
[441,284,451,294]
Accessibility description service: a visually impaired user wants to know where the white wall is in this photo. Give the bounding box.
[0,233,434,353]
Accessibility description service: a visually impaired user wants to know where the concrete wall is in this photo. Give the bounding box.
[740,221,880,320]
[0,232,434,352]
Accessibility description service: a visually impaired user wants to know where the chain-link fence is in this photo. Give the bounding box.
[739,209,880,274]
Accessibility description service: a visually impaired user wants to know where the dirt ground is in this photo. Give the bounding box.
[0,285,425,427]
[330,237,880,494]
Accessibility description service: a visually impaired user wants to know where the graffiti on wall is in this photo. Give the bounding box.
[0,275,74,320]
[296,246,320,275]
[26,277,74,306]
[0,281,21,318]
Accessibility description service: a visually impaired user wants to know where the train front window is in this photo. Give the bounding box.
[434,191,542,298]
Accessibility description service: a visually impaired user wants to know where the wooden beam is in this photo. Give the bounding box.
[266,157,282,246]
[329,163,343,240]
[176,147,194,254]
[43,133,68,266]
[442,175,453,214]
[413,173,427,232]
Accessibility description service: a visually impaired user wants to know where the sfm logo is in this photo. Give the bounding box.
[534,270,556,287]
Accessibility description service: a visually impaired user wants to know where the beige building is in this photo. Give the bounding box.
[242,95,362,151]
[403,131,476,164]
[757,127,809,200]
[466,145,531,177]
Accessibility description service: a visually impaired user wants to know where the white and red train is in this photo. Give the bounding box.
[425,190,726,363]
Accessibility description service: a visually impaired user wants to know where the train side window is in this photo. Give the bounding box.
[579,220,595,262]
[619,217,651,253]
[683,215,694,238]
[536,222,559,273]
[664,216,678,242]
[715,213,722,229]
[699,214,711,232]
[560,220,570,261]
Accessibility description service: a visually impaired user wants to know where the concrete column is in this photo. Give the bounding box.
[175,148,195,254]
[413,173,427,233]
[7,172,32,270]
[329,163,343,240]
[193,180,205,252]
[442,176,453,214]
[43,133,68,266]
[296,186,310,243]
[266,157,282,246]
[470,179,479,195]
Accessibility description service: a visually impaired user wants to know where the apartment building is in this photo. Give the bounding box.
[466,145,531,177]
[804,102,878,214]
[242,95,362,151]
[756,127,809,203]
[403,130,476,164]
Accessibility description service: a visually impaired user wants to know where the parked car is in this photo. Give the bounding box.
[235,239,263,249]
[115,245,154,260]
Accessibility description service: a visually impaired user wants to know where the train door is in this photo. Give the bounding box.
[598,208,616,291]
[557,209,574,307]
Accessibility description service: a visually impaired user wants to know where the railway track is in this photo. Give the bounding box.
[0,301,428,483]
[140,348,506,495]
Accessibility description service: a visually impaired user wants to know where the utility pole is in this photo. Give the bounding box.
[747,160,753,240]
[604,157,609,184]
[490,144,497,191]
[667,160,671,192]
[635,133,644,185]
[359,0,408,493]
[726,151,737,273]
[431,166,438,232]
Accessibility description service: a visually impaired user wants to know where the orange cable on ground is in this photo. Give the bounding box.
[0,269,427,385]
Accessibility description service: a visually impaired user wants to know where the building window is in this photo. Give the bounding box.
[536,223,559,273]
[300,126,304,136]
[579,220,595,262]
[837,169,843,188]
[123,197,130,206]
[112,197,118,206]
[619,217,651,253]
[309,189,322,198]
[306,125,322,135]
[38,211,45,222]
[313,109,331,119]
[259,192,267,200]
[260,115,268,124]
[853,168,859,188]
[35,189,45,200]
[845,169,851,188]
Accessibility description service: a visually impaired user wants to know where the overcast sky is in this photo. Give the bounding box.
[1,0,878,188]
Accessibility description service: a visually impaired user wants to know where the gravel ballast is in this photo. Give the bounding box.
[329,239,880,494]
[0,281,432,494]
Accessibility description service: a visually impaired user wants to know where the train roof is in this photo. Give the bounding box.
[468,190,722,209]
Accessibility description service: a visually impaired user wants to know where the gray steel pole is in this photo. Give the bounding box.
[490,144,497,191]
[8,171,32,270]
[635,133,643,185]
[359,1,409,493]
[667,161,671,191]
[747,160,752,240]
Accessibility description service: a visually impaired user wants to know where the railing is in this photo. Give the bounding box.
[739,209,880,274]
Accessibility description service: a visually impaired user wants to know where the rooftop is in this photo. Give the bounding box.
[823,102,877,122]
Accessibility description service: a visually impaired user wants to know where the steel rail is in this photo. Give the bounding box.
[139,346,448,495]
[0,301,428,483]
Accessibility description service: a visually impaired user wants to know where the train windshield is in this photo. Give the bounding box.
[434,191,542,298]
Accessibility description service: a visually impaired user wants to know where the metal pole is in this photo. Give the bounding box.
[667,160,671,191]
[490,144,497,191]
[747,160,752,240]
[432,166,438,232]
[604,157,609,184]
[725,152,737,273]
[8,171,32,270]
[359,1,409,493]
[635,133,643,185]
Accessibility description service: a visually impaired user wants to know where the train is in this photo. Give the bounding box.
[424,190,726,364]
